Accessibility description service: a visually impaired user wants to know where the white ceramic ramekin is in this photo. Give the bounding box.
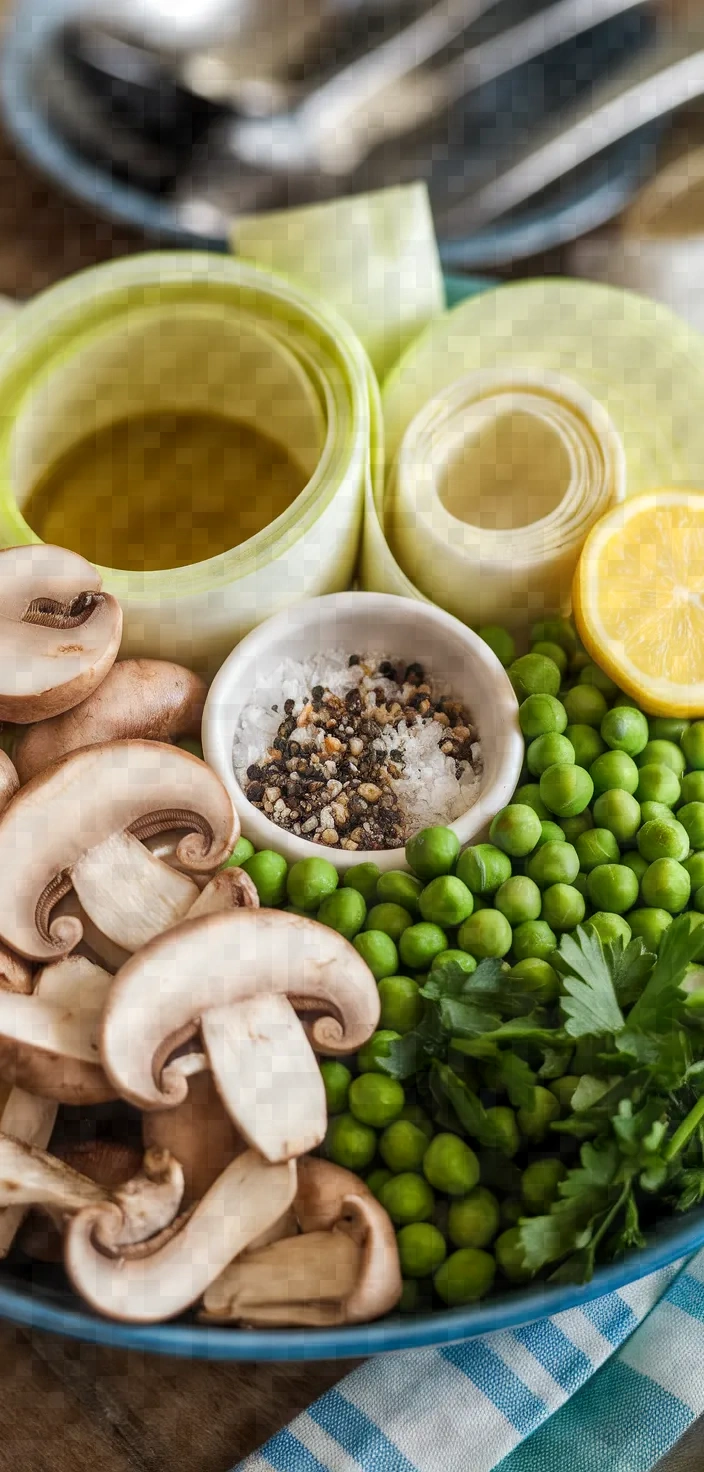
[202,592,523,873]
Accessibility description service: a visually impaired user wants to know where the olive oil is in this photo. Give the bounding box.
[23,410,306,572]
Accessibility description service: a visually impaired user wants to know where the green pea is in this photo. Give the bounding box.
[622,851,648,883]
[517,1086,560,1142]
[490,804,542,857]
[625,907,672,950]
[366,1168,392,1200]
[353,930,399,980]
[637,739,686,776]
[317,887,367,940]
[531,617,577,655]
[431,948,477,976]
[650,716,691,743]
[685,853,704,889]
[527,734,575,778]
[560,810,595,842]
[694,887,704,914]
[423,1134,480,1195]
[579,662,619,697]
[519,694,568,740]
[540,883,586,932]
[380,1172,435,1225]
[586,912,632,947]
[565,723,605,769]
[637,818,689,864]
[455,843,512,895]
[509,958,560,1006]
[357,1030,402,1073]
[640,801,676,826]
[636,764,681,809]
[527,841,580,889]
[222,835,255,868]
[397,1223,447,1279]
[562,684,608,728]
[511,919,558,962]
[592,789,641,845]
[508,653,562,701]
[680,772,704,807]
[539,764,594,818]
[365,902,413,942]
[484,1105,520,1157]
[513,785,550,820]
[573,872,589,900]
[549,1075,580,1112]
[537,820,567,848]
[349,1073,405,1129]
[575,827,620,872]
[447,1187,500,1250]
[586,863,639,915]
[495,1228,533,1284]
[478,624,516,667]
[590,750,639,797]
[343,862,381,904]
[376,870,423,913]
[326,1113,377,1171]
[600,707,649,756]
[495,876,542,926]
[682,722,704,770]
[405,826,460,881]
[419,876,474,929]
[434,1247,496,1305]
[399,1103,434,1140]
[677,802,704,851]
[399,922,448,970]
[319,1060,351,1114]
[522,1158,567,1214]
[242,849,288,907]
[379,1119,429,1173]
[641,858,691,914]
[532,639,569,674]
[378,975,423,1034]
[287,856,338,911]
[458,910,513,959]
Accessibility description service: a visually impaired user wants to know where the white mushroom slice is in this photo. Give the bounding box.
[52,892,131,974]
[101,909,380,1112]
[0,945,34,996]
[0,955,114,1103]
[0,1085,57,1257]
[202,994,327,1164]
[0,544,122,723]
[72,830,199,952]
[185,868,259,918]
[0,740,238,961]
[64,1150,297,1324]
[0,751,18,814]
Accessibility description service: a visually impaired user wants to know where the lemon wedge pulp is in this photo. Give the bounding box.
[573,489,704,717]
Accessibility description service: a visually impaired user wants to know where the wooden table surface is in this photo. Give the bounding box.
[0,2,702,1467]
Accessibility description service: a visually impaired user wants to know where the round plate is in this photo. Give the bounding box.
[1,0,662,268]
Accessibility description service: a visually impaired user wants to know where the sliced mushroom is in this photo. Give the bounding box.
[201,1158,402,1327]
[17,1141,144,1262]
[0,1085,57,1257]
[0,955,114,1103]
[0,740,239,960]
[0,545,122,723]
[0,1135,184,1250]
[0,945,34,996]
[100,909,380,1163]
[0,751,18,814]
[14,659,207,783]
[52,891,131,974]
[186,868,259,917]
[143,1069,244,1204]
[64,1149,297,1323]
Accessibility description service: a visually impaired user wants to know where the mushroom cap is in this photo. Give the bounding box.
[100,908,380,1110]
[0,740,239,960]
[0,752,18,813]
[17,1142,144,1263]
[14,659,207,783]
[0,545,123,723]
[0,955,115,1103]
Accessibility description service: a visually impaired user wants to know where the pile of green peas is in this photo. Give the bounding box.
[221,616,704,1314]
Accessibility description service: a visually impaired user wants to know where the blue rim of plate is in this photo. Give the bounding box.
[0,0,663,268]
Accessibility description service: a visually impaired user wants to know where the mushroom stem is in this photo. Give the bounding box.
[0,1087,57,1258]
[202,995,327,1164]
[201,1229,361,1326]
[0,752,18,815]
[0,956,114,1103]
[142,1069,243,1205]
[64,1150,297,1323]
[72,830,199,952]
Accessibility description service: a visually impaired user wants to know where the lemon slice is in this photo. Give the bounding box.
[573,490,704,717]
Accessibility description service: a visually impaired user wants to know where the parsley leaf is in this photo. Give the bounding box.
[557,927,627,1038]
[431,1062,519,1154]
[627,914,702,1036]
[494,1051,537,1111]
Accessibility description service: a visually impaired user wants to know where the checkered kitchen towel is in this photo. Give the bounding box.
[238,1248,704,1471]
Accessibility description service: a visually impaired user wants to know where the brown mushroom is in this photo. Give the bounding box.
[0,954,114,1103]
[0,739,239,961]
[143,1069,244,1204]
[0,545,122,722]
[63,1149,297,1323]
[100,909,380,1163]
[0,751,18,814]
[201,1158,402,1327]
[14,659,207,783]
[0,945,34,996]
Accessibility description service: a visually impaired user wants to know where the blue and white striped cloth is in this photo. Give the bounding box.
[238,1250,704,1471]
